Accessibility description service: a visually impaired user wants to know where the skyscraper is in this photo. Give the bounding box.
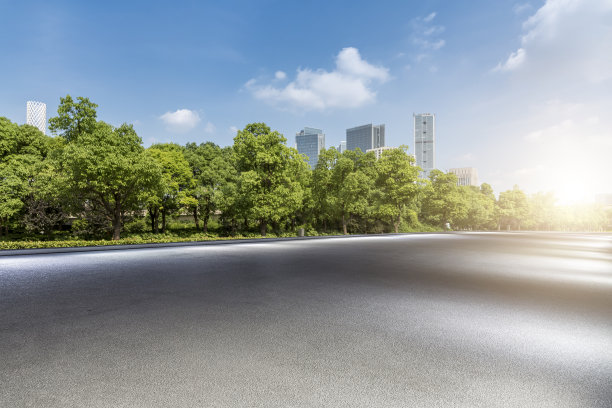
[414,113,435,178]
[338,141,346,153]
[26,101,47,134]
[346,123,385,153]
[296,127,325,169]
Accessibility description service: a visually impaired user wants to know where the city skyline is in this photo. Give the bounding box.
[1,0,610,203]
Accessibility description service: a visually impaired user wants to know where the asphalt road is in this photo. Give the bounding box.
[1,233,611,407]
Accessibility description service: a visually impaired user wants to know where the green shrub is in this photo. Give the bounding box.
[124,218,148,233]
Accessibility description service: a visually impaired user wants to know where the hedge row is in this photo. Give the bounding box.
[0,231,349,251]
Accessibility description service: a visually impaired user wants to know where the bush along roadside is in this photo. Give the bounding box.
[0,232,339,251]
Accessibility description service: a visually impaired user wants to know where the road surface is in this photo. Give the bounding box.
[1,233,611,407]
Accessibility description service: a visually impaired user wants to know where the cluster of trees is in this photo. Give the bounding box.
[1,96,609,240]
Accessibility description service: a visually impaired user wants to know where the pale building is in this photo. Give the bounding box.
[449,167,479,186]
[338,141,346,153]
[414,113,435,178]
[366,146,396,160]
[26,101,46,134]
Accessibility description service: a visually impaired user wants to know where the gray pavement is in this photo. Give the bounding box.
[1,233,611,407]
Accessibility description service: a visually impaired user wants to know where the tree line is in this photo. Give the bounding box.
[0,96,609,240]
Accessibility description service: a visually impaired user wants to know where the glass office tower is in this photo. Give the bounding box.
[346,124,385,153]
[296,127,325,169]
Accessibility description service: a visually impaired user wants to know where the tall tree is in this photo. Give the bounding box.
[375,147,420,233]
[48,95,98,142]
[497,185,529,230]
[184,142,236,233]
[420,170,468,229]
[233,123,305,236]
[51,122,161,240]
[146,144,194,233]
[0,118,55,235]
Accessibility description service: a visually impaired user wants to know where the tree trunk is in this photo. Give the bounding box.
[193,207,199,231]
[342,214,347,235]
[231,218,237,236]
[162,210,167,233]
[260,219,267,237]
[202,203,210,233]
[394,213,400,233]
[153,208,159,234]
[149,207,159,233]
[112,202,122,241]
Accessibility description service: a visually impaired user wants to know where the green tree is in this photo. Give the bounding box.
[457,184,497,230]
[48,95,98,142]
[0,118,55,235]
[233,123,305,236]
[312,148,339,232]
[420,170,468,229]
[184,142,236,233]
[374,147,420,233]
[497,185,529,230]
[146,143,194,233]
[527,192,557,230]
[51,122,161,240]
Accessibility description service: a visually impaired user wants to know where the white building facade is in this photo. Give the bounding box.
[26,101,47,134]
[449,167,479,186]
[366,146,396,160]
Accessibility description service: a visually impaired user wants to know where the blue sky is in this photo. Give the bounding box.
[1,0,611,202]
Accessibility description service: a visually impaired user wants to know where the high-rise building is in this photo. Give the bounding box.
[449,167,479,186]
[338,141,346,154]
[366,146,396,160]
[26,101,46,134]
[414,113,435,178]
[296,127,325,169]
[346,123,385,153]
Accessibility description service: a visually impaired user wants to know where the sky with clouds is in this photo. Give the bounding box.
[1,0,610,202]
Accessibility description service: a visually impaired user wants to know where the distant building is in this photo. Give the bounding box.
[366,146,396,160]
[296,127,325,169]
[414,113,435,178]
[26,101,46,134]
[338,141,346,153]
[346,123,385,153]
[449,167,479,186]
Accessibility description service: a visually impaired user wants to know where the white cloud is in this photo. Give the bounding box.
[409,11,446,64]
[493,48,526,72]
[159,109,201,132]
[513,3,532,14]
[246,47,389,111]
[203,121,216,133]
[415,38,446,50]
[274,71,287,80]
[423,12,437,23]
[494,0,612,82]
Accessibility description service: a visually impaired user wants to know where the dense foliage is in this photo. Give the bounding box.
[1,96,609,244]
